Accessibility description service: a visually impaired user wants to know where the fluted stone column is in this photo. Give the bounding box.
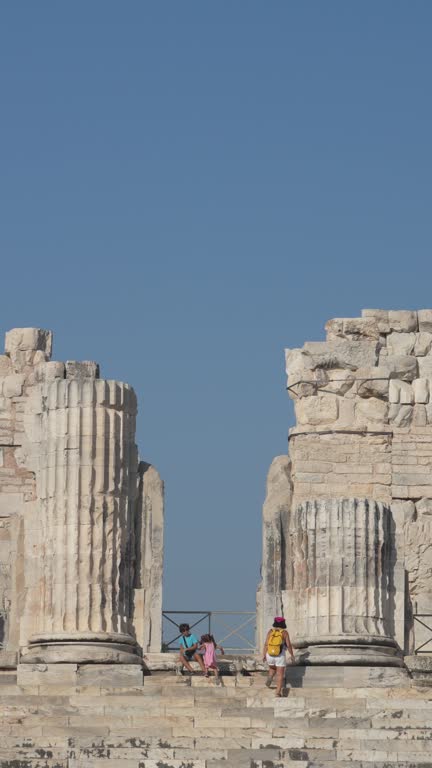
[284,498,402,665]
[23,378,140,663]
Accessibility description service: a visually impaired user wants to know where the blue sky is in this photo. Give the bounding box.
[1,2,432,613]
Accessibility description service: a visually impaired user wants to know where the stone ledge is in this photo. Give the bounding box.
[405,654,432,686]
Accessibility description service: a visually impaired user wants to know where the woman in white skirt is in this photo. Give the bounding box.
[262,616,295,697]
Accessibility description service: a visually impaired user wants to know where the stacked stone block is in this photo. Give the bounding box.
[258,309,432,663]
[1,664,432,768]
[0,327,164,669]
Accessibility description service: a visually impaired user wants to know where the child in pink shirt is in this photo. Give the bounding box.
[199,633,224,684]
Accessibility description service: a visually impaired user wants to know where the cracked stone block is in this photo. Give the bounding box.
[389,403,413,427]
[295,394,339,426]
[65,361,100,379]
[387,310,418,332]
[418,309,432,333]
[33,361,66,383]
[418,357,432,378]
[389,379,401,404]
[413,404,427,426]
[321,370,355,396]
[3,374,25,398]
[361,309,390,333]
[0,355,12,377]
[356,367,389,400]
[391,500,416,526]
[5,328,52,371]
[381,355,418,382]
[413,378,429,404]
[302,339,379,371]
[355,397,389,424]
[399,381,414,404]
[386,332,416,356]
[416,498,432,516]
[414,331,432,356]
[325,317,380,340]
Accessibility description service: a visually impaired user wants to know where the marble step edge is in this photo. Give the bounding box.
[2,664,418,693]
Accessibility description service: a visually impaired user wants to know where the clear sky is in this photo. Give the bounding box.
[1,2,432,614]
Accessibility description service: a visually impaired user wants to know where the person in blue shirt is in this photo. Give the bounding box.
[177,622,206,675]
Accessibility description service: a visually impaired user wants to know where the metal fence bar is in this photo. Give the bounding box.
[414,614,432,654]
[162,610,256,654]
[215,616,256,649]
[162,611,210,650]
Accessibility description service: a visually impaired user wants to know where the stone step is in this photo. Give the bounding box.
[2,681,426,699]
[1,749,432,767]
[7,663,414,691]
[2,673,432,768]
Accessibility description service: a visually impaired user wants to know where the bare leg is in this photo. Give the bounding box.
[193,652,206,674]
[179,652,193,672]
[275,666,285,697]
[266,665,276,687]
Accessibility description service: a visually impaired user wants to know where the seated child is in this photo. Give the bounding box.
[199,633,224,684]
[177,623,206,675]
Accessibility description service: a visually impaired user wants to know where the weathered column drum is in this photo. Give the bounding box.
[24,378,140,663]
[286,498,401,665]
[256,309,432,664]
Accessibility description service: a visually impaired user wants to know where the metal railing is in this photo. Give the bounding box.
[162,611,256,655]
[414,614,432,654]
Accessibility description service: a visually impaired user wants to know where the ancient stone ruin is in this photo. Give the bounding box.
[257,308,432,668]
[0,327,163,668]
[1,316,432,767]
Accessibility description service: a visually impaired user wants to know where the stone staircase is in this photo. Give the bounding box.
[1,664,432,768]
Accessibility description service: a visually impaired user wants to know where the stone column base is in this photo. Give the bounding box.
[405,655,432,686]
[21,632,142,665]
[16,662,144,688]
[295,635,403,667]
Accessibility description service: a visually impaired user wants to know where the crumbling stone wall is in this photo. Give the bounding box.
[0,328,163,668]
[258,310,432,660]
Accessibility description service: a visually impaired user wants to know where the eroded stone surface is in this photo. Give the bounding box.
[0,666,430,767]
[256,456,292,651]
[260,308,432,663]
[0,327,163,667]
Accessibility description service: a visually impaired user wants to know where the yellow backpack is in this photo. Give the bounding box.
[267,628,284,657]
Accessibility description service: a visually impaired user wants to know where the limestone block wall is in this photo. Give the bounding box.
[258,309,432,661]
[0,327,164,667]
